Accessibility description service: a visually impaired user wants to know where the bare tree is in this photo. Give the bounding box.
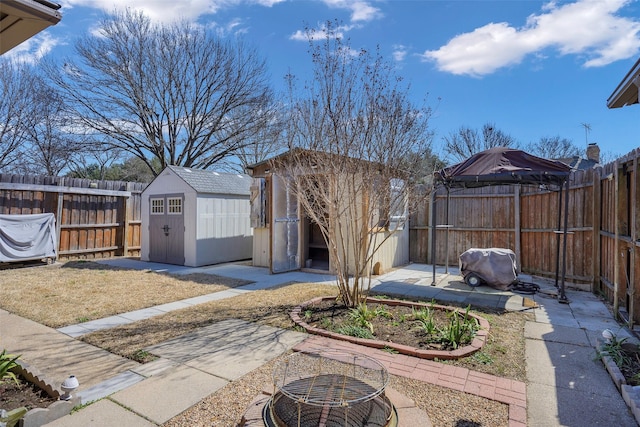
[65,139,126,180]
[0,59,35,172]
[219,103,288,173]
[275,22,434,307]
[15,78,85,176]
[526,136,582,160]
[443,123,517,163]
[45,9,274,176]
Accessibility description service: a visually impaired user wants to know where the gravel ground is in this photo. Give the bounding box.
[164,351,508,427]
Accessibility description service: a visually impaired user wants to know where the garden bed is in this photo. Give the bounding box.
[1,362,78,427]
[291,296,490,360]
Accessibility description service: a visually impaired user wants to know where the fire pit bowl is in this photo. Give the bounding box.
[264,349,397,427]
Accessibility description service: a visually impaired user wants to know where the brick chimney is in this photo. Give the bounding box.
[586,143,600,163]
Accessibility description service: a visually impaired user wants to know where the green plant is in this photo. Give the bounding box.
[132,349,151,359]
[412,306,431,322]
[418,317,437,335]
[336,325,374,339]
[1,407,28,427]
[597,336,630,367]
[472,351,494,365]
[303,309,313,320]
[412,306,437,335]
[373,305,392,319]
[76,316,90,323]
[321,318,333,329]
[71,400,97,414]
[349,303,376,333]
[439,306,479,349]
[0,349,20,386]
[382,346,399,354]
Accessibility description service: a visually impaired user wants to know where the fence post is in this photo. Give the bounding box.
[614,160,620,316]
[593,168,602,294]
[56,176,64,254]
[514,184,521,274]
[629,156,637,327]
[123,195,130,257]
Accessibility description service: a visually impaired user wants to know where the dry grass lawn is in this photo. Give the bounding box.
[0,260,250,328]
[1,259,531,426]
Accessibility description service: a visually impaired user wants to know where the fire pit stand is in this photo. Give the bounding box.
[264,349,397,427]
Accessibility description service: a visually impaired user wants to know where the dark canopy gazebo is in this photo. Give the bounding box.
[432,147,572,302]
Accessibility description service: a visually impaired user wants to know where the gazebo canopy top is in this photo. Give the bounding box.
[435,147,571,188]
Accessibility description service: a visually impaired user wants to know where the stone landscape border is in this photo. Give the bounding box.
[11,361,80,427]
[599,347,640,425]
[291,296,490,360]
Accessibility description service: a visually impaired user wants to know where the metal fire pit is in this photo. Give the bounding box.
[264,350,397,427]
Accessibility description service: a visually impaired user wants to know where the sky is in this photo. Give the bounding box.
[7,0,640,163]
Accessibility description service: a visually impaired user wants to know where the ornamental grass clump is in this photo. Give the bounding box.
[0,349,20,386]
[439,306,480,349]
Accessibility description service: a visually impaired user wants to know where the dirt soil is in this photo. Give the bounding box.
[304,299,480,351]
[0,377,57,412]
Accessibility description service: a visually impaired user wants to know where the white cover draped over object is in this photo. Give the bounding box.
[459,248,517,290]
[0,213,57,262]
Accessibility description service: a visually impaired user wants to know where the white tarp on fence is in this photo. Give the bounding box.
[0,213,57,262]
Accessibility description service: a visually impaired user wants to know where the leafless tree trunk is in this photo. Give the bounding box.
[45,9,275,176]
[274,21,434,307]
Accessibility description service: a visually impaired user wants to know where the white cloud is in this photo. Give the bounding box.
[289,23,352,42]
[321,0,382,23]
[289,1,380,42]
[392,44,408,62]
[63,0,282,23]
[422,0,640,76]
[4,33,62,65]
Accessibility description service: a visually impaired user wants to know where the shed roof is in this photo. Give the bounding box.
[607,57,640,109]
[166,165,251,196]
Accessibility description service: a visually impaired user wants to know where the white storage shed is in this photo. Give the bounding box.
[141,166,252,267]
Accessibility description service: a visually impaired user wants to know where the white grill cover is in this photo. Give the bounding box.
[459,248,517,290]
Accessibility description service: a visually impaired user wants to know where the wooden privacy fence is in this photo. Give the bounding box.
[0,174,145,260]
[2,151,639,328]
[410,149,640,328]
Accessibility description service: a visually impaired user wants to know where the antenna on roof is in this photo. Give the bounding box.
[580,122,591,145]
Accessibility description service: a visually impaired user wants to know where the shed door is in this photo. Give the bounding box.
[148,195,185,265]
[271,175,299,273]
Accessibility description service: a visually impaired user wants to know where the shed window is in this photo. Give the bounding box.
[151,198,164,215]
[381,178,407,231]
[168,198,183,214]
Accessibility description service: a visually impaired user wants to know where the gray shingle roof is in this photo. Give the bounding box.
[167,165,251,196]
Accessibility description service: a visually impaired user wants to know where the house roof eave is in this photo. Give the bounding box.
[607,57,640,109]
[0,0,62,55]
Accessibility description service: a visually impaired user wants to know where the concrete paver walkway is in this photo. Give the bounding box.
[1,259,638,426]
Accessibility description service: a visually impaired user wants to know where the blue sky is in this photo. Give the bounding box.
[7,0,640,163]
